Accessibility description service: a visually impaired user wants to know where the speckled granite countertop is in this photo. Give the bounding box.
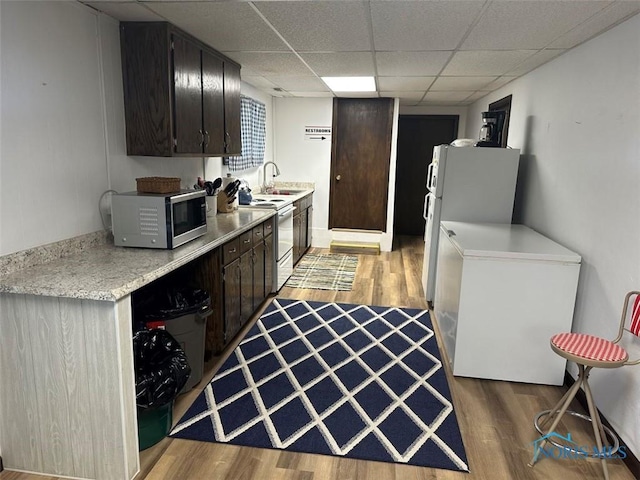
[0,209,275,302]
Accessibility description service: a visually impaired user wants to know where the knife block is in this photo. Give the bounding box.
[217,192,235,213]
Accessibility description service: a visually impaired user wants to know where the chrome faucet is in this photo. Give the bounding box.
[262,161,281,193]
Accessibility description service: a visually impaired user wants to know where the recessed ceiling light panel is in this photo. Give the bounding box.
[321,76,376,92]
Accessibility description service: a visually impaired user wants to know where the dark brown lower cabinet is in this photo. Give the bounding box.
[197,218,276,358]
[240,250,253,324]
[265,232,274,294]
[223,257,242,342]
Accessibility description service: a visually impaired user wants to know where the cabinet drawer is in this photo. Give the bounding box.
[239,230,253,254]
[263,218,274,237]
[253,225,264,243]
[222,237,240,265]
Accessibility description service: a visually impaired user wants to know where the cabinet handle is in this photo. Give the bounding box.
[229,247,237,253]
[204,130,210,146]
[199,129,205,146]
[243,239,251,244]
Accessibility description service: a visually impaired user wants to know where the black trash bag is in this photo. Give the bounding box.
[134,288,210,322]
[133,328,191,409]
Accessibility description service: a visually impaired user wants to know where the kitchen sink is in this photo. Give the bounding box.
[267,189,306,195]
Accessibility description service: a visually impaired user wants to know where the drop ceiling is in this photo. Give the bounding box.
[82,0,640,106]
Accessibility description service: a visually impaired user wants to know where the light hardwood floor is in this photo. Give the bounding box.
[1,236,634,480]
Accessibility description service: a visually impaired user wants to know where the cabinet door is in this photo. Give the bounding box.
[293,213,302,265]
[306,206,313,249]
[223,62,242,155]
[253,240,266,307]
[223,258,242,342]
[240,250,253,324]
[202,50,225,155]
[264,233,274,295]
[173,35,204,154]
[300,209,308,256]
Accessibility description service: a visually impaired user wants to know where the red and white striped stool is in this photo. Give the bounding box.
[529,290,640,480]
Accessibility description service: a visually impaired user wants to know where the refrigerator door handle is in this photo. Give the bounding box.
[426,162,435,191]
[423,193,429,221]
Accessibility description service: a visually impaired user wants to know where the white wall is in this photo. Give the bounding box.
[1,2,110,255]
[273,97,333,246]
[467,14,640,455]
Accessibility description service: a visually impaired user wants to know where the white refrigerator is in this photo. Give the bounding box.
[434,221,581,385]
[421,145,521,303]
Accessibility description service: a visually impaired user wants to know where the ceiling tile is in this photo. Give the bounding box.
[506,49,565,76]
[82,2,164,21]
[464,91,491,104]
[142,1,290,51]
[370,0,485,51]
[377,77,435,91]
[264,76,330,92]
[335,92,380,98]
[299,52,375,77]
[460,1,610,50]
[549,2,640,49]
[241,76,279,90]
[376,51,452,76]
[424,91,475,102]
[442,50,536,76]
[480,76,517,91]
[222,52,313,77]
[289,92,334,98]
[430,76,497,91]
[379,91,425,102]
[254,1,372,52]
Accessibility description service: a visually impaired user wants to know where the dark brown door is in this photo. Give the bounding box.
[393,115,458,236]
[223,62,242,155]
[329,98,394,231]
[172,35,203,154]
[202,50,225,155]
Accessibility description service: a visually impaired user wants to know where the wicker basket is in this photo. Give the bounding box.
[136,177,181,194]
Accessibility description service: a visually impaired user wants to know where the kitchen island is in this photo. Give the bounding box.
[0,209,275,480]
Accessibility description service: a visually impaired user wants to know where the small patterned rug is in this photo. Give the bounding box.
[285,253,358,291]
[170,298,469,472]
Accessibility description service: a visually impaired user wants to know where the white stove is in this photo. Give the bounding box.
[239,196,294,291]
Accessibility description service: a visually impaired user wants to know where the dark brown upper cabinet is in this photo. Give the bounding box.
[120,22,241,157]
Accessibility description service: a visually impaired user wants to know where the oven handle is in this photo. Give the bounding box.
[278,205,296,219]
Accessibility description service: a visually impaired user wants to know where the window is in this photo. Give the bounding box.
[227,96,266,171]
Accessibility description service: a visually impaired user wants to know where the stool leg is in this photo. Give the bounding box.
[529,372,584,467]
[538,376,583,432]
[582,368,610,480]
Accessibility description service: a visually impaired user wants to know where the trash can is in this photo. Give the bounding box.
[132,328,191,450]
[136,287,211,393]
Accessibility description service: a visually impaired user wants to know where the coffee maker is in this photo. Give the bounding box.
[476,110,506,148]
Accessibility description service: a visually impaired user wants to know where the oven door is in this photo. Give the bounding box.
[276,205,295,260]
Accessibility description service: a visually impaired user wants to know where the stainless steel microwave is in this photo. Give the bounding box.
[112,190,207,249]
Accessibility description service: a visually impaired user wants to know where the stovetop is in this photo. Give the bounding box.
[239,195,294,210]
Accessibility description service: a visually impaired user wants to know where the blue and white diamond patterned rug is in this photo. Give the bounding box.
[170,298,469,472]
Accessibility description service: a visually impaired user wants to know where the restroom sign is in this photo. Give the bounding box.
[304,126,331,141]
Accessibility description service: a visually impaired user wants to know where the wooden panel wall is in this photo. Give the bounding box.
[0,293,139,479]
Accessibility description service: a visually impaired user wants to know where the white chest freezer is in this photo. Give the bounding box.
[434,221,581,385]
